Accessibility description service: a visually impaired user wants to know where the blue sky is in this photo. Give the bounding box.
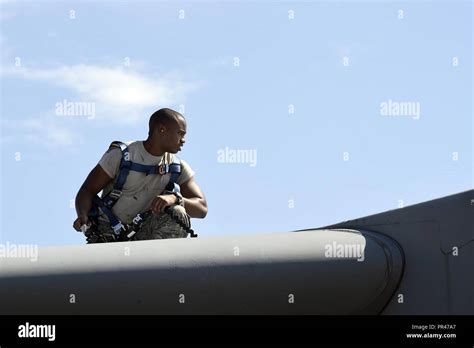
[0,0,472,246]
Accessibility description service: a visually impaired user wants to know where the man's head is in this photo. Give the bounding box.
[148,108,187,154]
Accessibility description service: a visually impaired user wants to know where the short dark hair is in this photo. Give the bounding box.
[148,108,183,136]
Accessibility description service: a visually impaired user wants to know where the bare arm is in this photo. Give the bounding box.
[73,165,113,231]
[180,177,208,218]
[150,177,208,219]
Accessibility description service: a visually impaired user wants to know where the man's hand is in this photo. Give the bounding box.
[150,194,178,214]
[73,215,90,232]
[74,164,113,233]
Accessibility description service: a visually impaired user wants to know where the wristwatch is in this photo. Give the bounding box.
[172,191,184,206]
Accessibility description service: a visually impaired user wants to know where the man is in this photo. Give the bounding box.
[73,108,208,242]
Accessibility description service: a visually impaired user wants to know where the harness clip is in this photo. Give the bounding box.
[112,223,126,235]
[158,164,169,175]
[109,189,122,200]
[132,215,142,225]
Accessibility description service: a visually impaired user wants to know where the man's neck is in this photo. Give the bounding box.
[143,139,165,156]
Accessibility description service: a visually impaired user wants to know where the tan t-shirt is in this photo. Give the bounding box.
[97,140,195,224]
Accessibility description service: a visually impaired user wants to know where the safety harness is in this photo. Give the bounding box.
[87,141,197,242]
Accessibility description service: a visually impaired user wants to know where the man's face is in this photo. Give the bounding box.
[161,117,187,154]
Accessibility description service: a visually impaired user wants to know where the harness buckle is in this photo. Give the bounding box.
[132,214,143,225]
[112,222,126,235]
[158,164,169,175]
[109,189,122,200]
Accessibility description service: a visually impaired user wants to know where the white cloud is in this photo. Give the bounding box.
[0,0,18,20]
[2,116,79,150]
[3,64,200,125]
